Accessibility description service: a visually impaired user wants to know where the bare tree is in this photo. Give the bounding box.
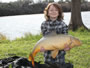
[66,0,71,3]
[43,0,48,2]
[81,0,88,3]
[18,0,33,3]
[48,0,54,2]
[69,0,88,31]
[58,0,63,3]
[61,0,63,2]
[38,0,42,3]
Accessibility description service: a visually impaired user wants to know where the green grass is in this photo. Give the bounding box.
[0,30,90,68]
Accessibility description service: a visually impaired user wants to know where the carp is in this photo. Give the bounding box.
[28,32,82,67]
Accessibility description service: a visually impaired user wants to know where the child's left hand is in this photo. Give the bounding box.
[64,44,71,51]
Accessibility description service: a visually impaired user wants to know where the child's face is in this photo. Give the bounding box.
[48,5,59,19]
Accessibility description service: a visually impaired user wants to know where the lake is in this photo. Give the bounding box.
[0,11,90,40]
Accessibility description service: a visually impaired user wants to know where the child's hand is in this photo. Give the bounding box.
[64,47,70,51]
[40,46,46,52]
[64,44,71,51]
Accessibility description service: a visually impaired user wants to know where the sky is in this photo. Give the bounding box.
[0,0,90,3]
[0,0,17,2]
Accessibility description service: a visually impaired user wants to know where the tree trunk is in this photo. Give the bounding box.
[69,0,88,31]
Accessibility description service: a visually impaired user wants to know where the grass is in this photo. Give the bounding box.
[0,29,90,68]
[0,33,7,40]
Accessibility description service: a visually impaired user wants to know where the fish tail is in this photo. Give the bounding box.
[28,48,40,67]
[28,54,33,61]
[28,54,35,67]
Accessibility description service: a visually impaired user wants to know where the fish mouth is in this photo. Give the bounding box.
[75,40,82,46]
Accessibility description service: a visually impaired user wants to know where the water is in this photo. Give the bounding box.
[0,12,90,40]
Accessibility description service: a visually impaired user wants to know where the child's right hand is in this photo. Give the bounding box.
[40,46,46,52]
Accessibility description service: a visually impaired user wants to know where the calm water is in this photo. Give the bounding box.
[0,11,90,40]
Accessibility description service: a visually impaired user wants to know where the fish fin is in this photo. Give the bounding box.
[33,48,40,57]
[28,48,40,67]
[28,54,35,67]
[28,54,33,61]
[51,49,59,58]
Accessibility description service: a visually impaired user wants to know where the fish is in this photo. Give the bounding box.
[28,32,82,67]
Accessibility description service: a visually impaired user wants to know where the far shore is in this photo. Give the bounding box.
[0,2,90,17]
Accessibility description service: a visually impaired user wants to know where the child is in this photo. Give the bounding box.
[41,3,69,65]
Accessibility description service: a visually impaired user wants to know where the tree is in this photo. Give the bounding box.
[18,0,33,3]
[42,0,49,3]
[69,0,88,31]
[66,0,71,3]
[61,0,63,2]
[38,0,42,3]
[58,0,63,3]
[42,0,54,3]
[81,0,88,3]
[49,0,54,2]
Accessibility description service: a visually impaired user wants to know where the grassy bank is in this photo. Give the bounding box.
[0,30,90,68]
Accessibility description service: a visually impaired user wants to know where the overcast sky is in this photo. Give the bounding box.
[0,0,90,3]
[1,0,58,2]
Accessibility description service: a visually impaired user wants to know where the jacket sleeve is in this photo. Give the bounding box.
[41,22,49,36]
[62,22,68,34]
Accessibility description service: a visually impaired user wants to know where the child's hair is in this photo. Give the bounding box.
[44,2,64,21]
